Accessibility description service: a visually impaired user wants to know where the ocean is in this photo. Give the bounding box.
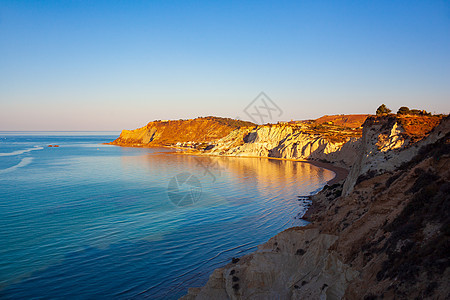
[0,132,334,299]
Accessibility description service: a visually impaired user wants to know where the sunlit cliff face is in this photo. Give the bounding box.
[111,117,255,147]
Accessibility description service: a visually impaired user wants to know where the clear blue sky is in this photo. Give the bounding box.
[1,0,449,130]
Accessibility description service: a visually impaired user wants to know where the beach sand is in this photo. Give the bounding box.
[301,160,349,185]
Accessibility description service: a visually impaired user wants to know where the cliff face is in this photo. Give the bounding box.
[182,116,449,300]
[343,115,448,195]
[205,123,362,169]
[110,115,368,169]
[110,117,254,147]
[203,115,445,174]
[182,228,358,300]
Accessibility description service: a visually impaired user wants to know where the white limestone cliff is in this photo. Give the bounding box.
[205,124,360,169]
[342,116,450,195]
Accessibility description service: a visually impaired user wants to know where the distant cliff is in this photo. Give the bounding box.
[110,115,369,170]
[182,115,449,300]
[203,122,362,169]
[109,117,255,147]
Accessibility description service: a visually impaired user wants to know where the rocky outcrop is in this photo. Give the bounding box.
[203,115,446,176]
[306,128,450,299]
[109,117,254,147]
[342,115,449,195]
[182,115,449,300]
[182,228,359,300]
[110,115,368,169]
[205,123,361,169]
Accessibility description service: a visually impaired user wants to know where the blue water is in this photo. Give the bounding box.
[0,132,334,299]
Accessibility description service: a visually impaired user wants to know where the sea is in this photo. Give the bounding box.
[0,132,335,299]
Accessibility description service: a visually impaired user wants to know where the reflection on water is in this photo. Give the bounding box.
[0,136,334,299]
[121,153,334,206]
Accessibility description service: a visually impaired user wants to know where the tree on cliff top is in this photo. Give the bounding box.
[376,104,392,115]
[397,107,432,116]
[397,106,411,115]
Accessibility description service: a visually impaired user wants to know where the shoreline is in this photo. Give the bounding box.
[300,159,348,185]
[108,143,349,298]
[171,150,349,186]
[106,143,349,186]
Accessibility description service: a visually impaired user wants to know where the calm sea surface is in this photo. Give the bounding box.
[0,132,334,299]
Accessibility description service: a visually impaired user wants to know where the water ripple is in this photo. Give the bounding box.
[0,136,334,299]
[0,157,34,174]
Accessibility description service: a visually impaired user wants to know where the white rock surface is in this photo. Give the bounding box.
[207,124,359,169]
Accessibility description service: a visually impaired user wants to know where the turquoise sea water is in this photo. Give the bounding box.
[0,132,334,299]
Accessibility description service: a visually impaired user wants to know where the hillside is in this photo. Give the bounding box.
[109,117,255,147]
[397,115,443,143]
[310,114,370,128]
[182,115,450,300]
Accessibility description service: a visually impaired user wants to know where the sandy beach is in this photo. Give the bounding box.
[300,160,349,185]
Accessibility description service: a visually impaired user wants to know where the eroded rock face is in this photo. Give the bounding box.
[206,124,361,169]
[110,115,369,169]
[181,228,358,300]
[342,115,450,195]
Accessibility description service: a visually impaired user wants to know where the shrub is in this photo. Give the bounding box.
[376,104,392,115]
[397,106,411,115]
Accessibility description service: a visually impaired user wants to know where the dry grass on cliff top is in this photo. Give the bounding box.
[287,114,369,143]
[144,117,255,146]
[308,114,445,143]
[397,115,444,142]
[304,123,362,143]
[313,114,370,128]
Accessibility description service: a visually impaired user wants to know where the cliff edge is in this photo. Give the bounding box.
[110,115,370,169]
[109,117,254,147]
[203,118,366,169]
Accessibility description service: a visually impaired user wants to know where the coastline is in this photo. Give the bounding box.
[108,116,449,299]
[300,160,348,185]
[171,149,349,186]
[107,142,348,186]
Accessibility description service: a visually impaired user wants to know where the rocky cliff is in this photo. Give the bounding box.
[342,115,447,195]
[109,117,254,147]
[110,115,368,169]
[182,115,449,300]
[204,122,363,169]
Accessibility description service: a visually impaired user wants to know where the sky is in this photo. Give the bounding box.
[1,0,449,130]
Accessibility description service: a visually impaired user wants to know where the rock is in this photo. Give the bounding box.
[181,228,358,300]
[342,115,449,195]
[109,117,254,147]
[205,123,361,169]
